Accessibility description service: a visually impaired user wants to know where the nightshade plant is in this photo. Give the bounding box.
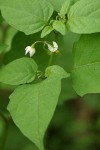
[0,0,100,150]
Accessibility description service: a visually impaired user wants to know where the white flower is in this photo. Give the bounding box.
[47,41,58,52]
[25,46,35,57]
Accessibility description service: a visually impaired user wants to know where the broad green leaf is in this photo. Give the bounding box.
[41,26,53,38]
[59,0,71,18]
[72,33,100,96]
[0,43,8,54]
[0,0,53,35]
[8,65,69,150]
[53,20,66,35]
[67,0,100,33]
[0,57,38,85]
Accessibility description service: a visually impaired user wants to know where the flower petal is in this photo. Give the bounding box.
[53,41,58,49]
[29,48,35,57]
[25,46,31,51]
[48,44,54,52]
[53,47,58,52]
[25,46,31,55]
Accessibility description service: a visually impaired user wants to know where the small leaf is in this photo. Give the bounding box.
[67,0,100,33]
[0,0,53,35]
[45,65,70,78]
[53,20,66,35]
[0,57,38,85]
[72,33,100,96]
[41,26,53,38]
[59,0,71,18]
[8,65,69,150]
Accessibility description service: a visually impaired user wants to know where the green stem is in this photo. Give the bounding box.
[32,41,47,47]
[48,53,54,66]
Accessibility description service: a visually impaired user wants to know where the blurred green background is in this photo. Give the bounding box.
[0,11,100,150]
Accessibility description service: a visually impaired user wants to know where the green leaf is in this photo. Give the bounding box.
[41,26,53,38]
[8,65,69,150]
[0,0,53,35]
[53,20,66,35]
[67,0,100,33]
[59,0,71,18]
[71,33,100,96]
[0,43,8,54]
[0,57,38,85]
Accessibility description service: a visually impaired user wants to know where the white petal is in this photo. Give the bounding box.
[47,44,54,52]
[25,46,31,51]
[29,48,35,57]
[53,41,58,49]
[25,46,31,55]
[25,49,29,55]
[53,47,58,52]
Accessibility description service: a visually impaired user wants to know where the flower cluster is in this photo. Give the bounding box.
[25,41,59,57]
